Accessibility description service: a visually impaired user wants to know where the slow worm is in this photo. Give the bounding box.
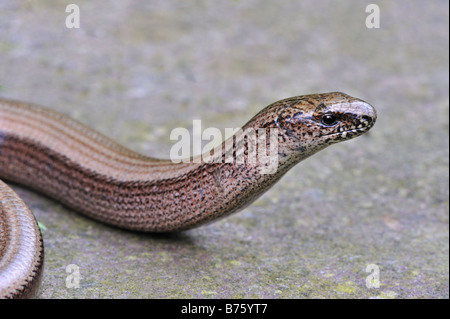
[0,92,376,298]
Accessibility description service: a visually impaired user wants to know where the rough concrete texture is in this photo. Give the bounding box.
[0,1,448,298]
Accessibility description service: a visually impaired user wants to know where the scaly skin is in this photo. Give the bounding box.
[0,92,376,298]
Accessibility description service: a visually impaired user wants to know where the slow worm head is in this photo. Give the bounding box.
[0,92,376,298]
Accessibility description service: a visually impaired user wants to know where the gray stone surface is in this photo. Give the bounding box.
[0,1,448,298]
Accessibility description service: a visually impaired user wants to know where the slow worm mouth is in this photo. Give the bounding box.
[325,120,374,138]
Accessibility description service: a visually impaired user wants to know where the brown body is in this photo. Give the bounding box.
[0,92,376,297]
[0,180,44,298]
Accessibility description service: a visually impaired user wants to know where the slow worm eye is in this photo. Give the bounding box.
[321,113,339,126]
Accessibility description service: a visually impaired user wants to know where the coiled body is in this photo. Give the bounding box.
[0,92,376,298]
[0,180,44,298]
